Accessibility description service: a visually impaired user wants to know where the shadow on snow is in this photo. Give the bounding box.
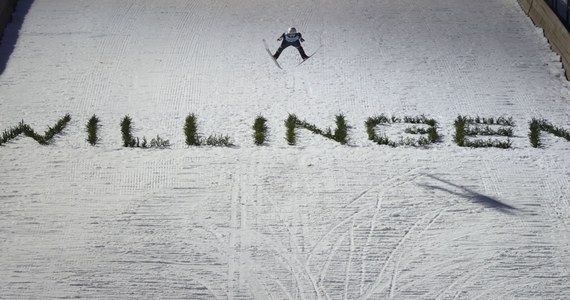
[419,174,519,214]
[0,0,35,76]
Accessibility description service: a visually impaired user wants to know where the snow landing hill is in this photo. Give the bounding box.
[1,0,570,299]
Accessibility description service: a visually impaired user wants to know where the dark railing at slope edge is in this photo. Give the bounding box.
[545,0,570,31]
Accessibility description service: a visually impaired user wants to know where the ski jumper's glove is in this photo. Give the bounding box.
[277,36,283,41]
[300,38,305,42]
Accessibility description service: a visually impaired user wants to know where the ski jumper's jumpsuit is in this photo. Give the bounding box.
[273,32,309,60]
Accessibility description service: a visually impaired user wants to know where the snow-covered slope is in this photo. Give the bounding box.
[1,0,569,298]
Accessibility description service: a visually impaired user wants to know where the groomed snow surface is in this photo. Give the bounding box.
[1,0,570,299]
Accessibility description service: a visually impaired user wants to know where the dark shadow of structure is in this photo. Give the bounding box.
[419,174,519,214]
[0,0,35,75]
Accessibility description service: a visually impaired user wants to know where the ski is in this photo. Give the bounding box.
[262,39,282,69]
[296,44,322,67]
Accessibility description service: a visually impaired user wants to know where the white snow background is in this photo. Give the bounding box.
[1,0,570,299]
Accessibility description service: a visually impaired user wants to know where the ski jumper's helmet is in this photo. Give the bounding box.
[287,27,297,35]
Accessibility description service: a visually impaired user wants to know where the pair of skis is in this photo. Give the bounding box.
[262,39,321,69]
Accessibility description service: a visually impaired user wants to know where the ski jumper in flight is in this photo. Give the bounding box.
[273,27,309,60]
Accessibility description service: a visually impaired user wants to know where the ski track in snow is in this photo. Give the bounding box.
[1,0,570,299]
